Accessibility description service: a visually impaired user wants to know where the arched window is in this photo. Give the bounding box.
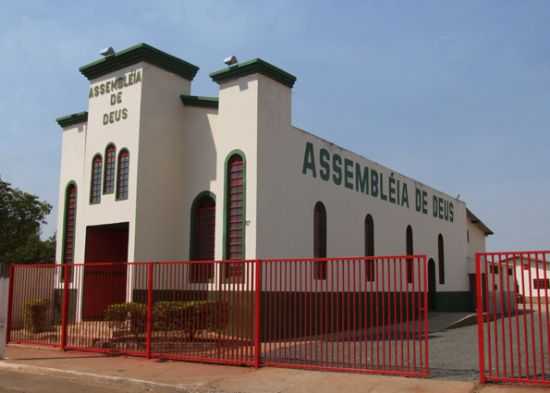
[90,155,102,204]
[103,144,116,194]
[365,214,375,281]
[116,149,129,200]
[190,192,216,283]
[313,201,327,280]
[438,234,445,284]
[406,225,414,283]
[224,152,245,280]
[62,183,77,266]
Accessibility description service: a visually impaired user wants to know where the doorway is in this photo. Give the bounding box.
[428,258,437,311]
[83,222,129,320]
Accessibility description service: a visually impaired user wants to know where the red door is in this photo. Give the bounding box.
[83,223,129,320]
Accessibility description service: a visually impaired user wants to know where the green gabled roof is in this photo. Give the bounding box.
[210,58,296,88]
[180,94,219,109]
[56,111,88,128]
[79,43,199,81]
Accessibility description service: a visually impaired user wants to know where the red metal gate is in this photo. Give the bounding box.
[476,251,550,385]
[259,256,429,377]
[6,256,429,378]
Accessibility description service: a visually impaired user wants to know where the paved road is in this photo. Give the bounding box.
[0,369,184,393]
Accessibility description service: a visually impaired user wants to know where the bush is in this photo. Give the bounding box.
[104,303,147,339]
[153,300,228,339]
[23,298,51,333]
[103,300,229,340]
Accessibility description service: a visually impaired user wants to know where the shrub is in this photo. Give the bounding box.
[103,300,229,341]
[153,300,228,339]
[23,298,51,333]
[104,303,147,339]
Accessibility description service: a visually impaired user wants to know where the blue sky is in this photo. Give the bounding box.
[1,1,549,251]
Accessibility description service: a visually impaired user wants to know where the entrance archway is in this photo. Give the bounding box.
[428,258,436,311]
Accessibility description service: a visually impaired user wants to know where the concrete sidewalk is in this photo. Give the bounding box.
[0,346,546,393]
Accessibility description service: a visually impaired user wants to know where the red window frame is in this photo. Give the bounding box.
[103,144,116,194]
[365,214,375,281]
[190,194,215,283]
[533,278,550,290]
[313,202,327,280]
[406,225,414,283]
[224,154,245,281]
[90,155,102,204]
[63,183,77,264]
[438,234,445,284]
[116,149,129,200]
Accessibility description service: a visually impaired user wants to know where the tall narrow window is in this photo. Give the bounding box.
[62,183,77,266]
[116,149,129,200]
[224,153,245,280]
[190,192,216,283]
[406,225,414,283]
[438,234,445,284]
[103,144,116,194]
[90,155,102,204]
[365,214,375,281]
[313,201,327,280]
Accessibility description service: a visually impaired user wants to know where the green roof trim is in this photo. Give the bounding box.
[56,111,88,128]
[210,58,297,88]
[180,94,219,109]
[79,43,199,81]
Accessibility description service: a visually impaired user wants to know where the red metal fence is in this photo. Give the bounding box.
[6,256,428,377]
[476,251,550,385]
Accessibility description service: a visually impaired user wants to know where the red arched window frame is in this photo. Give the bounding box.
[116,149,129,200]
[406,225,414,283]
[103,144,116,194]
[313,201,327,280]
[90,155,102,204]
[365,214,375,281]
[438,234,445,284]
[62,183,77,267]
[224,153,245,281]
[190,192,216,283]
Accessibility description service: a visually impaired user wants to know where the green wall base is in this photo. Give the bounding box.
[432,291,473,312]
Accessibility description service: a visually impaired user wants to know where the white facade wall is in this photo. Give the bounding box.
[54,45,491,312]
[467,221,487,272]
[256,75,467,294]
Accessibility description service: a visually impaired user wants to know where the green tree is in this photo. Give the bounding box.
[0,178,54,273]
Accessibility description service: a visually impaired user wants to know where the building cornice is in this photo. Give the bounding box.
[56,111,88,128]
[180,94,219,109]
[79,43,199,81]
[210,58,296,88]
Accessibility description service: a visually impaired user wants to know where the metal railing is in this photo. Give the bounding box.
[7,256,429,377]
[476,251,550,385]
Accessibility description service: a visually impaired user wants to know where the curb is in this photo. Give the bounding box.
[0,360,203,392]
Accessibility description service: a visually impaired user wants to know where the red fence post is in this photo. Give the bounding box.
[60,264,69,351]
[254,259,262,368]
[146,262,154,359]
[476,253,486,384]
[423,255,429,374]
[5,264,15,345]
